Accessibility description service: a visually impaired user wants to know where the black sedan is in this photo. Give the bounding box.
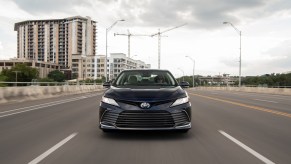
[99,69,191,132]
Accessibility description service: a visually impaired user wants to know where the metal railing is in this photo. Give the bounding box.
[0,82,102,87]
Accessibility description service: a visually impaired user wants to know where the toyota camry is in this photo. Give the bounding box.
[99,69,191,133]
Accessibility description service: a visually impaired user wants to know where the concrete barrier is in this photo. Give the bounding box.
[196,87,291,96]
[0,85,104,103]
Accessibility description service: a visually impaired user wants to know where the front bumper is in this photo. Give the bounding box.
[99,101,191,131]
[100,122,191,131]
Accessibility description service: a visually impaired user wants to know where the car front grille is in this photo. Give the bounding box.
[101,111,119,125]
[116,110,175,128]
[172,112,190,126]
[101,110,190,129]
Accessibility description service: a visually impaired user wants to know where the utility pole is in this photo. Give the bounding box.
[105,19,125,82]
[185,56,195,87]
[12,71,21,87]
[223,21,242,87]
[114,29,150,58]
[151,23,186,69]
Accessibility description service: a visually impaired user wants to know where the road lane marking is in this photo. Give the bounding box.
[205,90,291,101]
[0,97,86,118]
[28,133,77,164]
[219,130,275,164]
[189,93,291,118]
[0,93,102,118]
[254,99,278,104]
[0,97,85,114]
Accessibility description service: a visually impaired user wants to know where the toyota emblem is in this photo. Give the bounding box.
[140,102,151,109]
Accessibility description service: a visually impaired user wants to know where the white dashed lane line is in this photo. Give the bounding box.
[219,130,275,164]
[28,133,78,164]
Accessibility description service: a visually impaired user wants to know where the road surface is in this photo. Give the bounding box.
[0,89,290,164]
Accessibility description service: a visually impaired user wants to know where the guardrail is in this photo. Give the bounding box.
[196,86,291,95]
[0,82,103,87]
[0,83,104,103]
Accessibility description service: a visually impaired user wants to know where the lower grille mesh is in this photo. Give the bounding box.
[101,110,190,128]
[101,111,119,125]
[116,111,175,128]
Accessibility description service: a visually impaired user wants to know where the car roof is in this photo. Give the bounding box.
[122,69,170,72]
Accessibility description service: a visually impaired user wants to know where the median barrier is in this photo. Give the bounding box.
[0,85,104,103]
[196,87,291,95]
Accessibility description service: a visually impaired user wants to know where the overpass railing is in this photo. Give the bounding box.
[0,82,102,87]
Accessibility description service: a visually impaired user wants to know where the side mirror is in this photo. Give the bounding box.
[179,81,190,88]
[103,82,111,88]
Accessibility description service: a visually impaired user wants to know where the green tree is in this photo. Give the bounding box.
[242,72,291,87]
[1,63,39,83]
[38,77,55,86]
[0,74,8,87]
[72,73,78,79]
[48,70,65,82]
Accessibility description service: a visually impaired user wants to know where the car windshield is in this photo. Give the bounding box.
[112,70,178,87]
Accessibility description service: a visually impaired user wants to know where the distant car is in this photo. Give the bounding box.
[99,69,191,133]
[179,81,190,88]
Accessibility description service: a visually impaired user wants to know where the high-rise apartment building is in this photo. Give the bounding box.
[14,16,97,71]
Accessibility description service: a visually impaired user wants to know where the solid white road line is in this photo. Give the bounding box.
[0,97,84,118]
[254,99,278,104]
[28,133,78,164]
[219,130,275,164]
[0,97,84,114]
[0,93,102,118]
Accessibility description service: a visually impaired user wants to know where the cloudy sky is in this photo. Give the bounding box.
[0,0,291,77]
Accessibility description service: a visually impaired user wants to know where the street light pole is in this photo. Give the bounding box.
[223,21,242,87]
[105,19,125,82]
[185,56,195,87]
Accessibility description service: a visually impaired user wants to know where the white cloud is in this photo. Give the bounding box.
[0,0,291,76]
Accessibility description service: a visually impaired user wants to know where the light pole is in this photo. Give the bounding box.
[223,21,242,87]
[185,56,195,87]
[12,71,21,87]
[178,68,184,81]
[105,19,125,82]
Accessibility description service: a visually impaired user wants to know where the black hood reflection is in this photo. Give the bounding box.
[104,86,186,102]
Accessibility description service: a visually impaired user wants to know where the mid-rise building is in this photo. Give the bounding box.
[14,16,97,71]
[71,54,97,80]
[0,59,61,78]
[94,53,151,80]
[109,53,150,79]
[198,74,238,86]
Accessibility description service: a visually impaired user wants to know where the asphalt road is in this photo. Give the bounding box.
[0,89,290,164]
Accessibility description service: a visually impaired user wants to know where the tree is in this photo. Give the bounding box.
[38,77,55,86]
[48,70,65,82]
[242,72,291,87]
[1,63,39,83]
[72,73,78,80]
[0,74,8,87]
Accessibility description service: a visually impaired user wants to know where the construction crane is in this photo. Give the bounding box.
[151,23,186,69]
[114,30,150,58]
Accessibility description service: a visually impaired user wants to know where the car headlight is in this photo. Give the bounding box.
[170,96,189,107]
[102,96,119,107]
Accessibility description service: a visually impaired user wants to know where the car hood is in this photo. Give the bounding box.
[104,86,186,102]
